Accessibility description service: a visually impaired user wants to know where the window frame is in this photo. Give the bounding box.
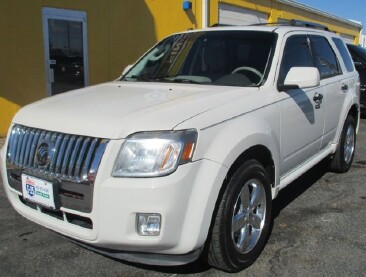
[332,37,355,73]
[309,35,342,80]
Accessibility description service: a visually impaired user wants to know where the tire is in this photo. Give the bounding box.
[207,160,272,272]
[329,115,356,173]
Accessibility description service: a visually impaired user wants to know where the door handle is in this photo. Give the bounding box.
[313,93,323,102]
[341,83,348,92]
[313,92,323,109]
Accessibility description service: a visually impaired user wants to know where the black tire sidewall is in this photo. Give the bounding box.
[338,116,356,171]
[220,160,272,270]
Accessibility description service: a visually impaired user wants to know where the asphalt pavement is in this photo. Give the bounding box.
[0,118,365,277]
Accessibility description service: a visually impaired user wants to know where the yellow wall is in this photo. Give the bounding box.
[0,0,362,137]
[0,0,196,136]
[0,98,20,137]
[109,0,200,79]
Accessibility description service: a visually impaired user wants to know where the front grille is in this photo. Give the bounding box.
[6,124,109,215]
[7,124,108,183]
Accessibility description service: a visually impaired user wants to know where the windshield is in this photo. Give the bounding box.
[122,31,276,87]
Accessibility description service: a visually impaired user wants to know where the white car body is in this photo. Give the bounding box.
[0,25,360,268]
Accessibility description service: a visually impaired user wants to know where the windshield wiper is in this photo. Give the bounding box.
[122,75,154,82]
[122,75,203,84]
[170,78,202,84]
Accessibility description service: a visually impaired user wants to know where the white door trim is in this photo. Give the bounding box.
[42,7,89,96]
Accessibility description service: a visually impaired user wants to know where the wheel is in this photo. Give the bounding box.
[329,115,356,173]
[207,160,272,272]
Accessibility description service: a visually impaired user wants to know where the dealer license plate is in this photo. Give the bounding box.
[21,174,56,209]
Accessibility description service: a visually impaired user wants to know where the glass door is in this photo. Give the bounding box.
[42,8,88,96]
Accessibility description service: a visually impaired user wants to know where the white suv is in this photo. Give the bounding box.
[0,23,360,272]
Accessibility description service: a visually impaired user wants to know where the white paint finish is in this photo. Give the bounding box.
[284,67,320,88]
[218,4,268,25]
[279,85,325,175]
[1,26,360,262]
[13,82,254,139]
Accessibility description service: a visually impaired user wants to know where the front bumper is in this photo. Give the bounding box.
[0,138,227,263]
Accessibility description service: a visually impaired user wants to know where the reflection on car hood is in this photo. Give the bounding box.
[13,82,254,139]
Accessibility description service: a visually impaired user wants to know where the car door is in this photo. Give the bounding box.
[278,34,325,175]
[309,35,346,149]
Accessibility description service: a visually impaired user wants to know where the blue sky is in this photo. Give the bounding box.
[295,0,366,30]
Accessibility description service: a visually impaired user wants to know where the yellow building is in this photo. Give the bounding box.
[0,0,362,136]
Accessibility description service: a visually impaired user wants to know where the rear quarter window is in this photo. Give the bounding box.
[332,37,355,72]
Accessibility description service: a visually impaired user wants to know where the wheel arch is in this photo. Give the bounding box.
[348,103,359,132]
[224,145,275,190]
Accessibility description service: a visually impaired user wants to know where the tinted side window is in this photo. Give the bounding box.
[310,35,341,79]
[332,38,354,72]
[279,35,314,84]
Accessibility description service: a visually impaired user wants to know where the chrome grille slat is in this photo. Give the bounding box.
[24,129,35,167]
[56,135,70,175]
[81,138,98,180]
[6,124,108,183]
[61,135,76,176]
[74,137,90,178]
[8,126,19,163]
[68,136,83,177]
[19,128,30,164]
[49,133,63,173]
[14,128,25,165]
[28,129,41,168]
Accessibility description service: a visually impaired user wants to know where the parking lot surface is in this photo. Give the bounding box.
[0,118,365,277]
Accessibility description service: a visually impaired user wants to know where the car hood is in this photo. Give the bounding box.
[13,82,257,139]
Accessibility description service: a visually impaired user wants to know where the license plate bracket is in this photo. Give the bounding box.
[21,174,58,210]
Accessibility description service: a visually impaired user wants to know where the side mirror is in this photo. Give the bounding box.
[354,61,366,70]
[279,67,320,91]
[122,64,133,76]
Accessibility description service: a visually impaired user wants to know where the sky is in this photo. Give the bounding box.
[295,0,366,30]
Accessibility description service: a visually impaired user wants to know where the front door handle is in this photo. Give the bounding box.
[313,92,323,109]
[313,93,323,102]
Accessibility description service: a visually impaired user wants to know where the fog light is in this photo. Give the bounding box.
[137,213,161,236]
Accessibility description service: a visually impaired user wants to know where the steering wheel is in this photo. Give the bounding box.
[231,66,263,80]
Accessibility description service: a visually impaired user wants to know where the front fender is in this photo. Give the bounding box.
[194,112,281,189]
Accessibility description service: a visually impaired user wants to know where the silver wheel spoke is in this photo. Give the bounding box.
[250,185,263,208]
[344,125,355,164]
[237,226,250,251]
[231,178,267,254]
[232,213,246,232]
[251,214,262,230]
[240,184,250,209]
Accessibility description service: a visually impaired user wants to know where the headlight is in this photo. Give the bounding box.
[112,129,197,177]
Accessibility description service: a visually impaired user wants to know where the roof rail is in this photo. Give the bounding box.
[210,23,233,27]
[289,19,329,30]
[211,20,330,31]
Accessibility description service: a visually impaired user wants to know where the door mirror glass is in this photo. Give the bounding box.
[279,67,320,91]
